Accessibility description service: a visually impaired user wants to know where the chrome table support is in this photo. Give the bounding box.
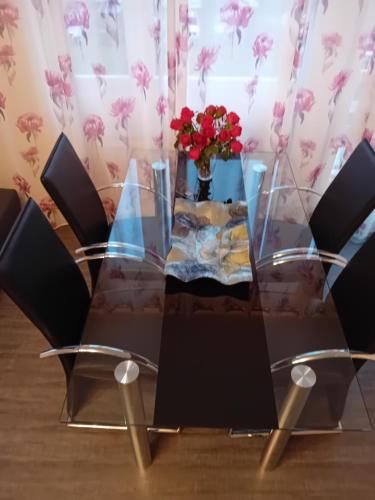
[260,364,316,471]
[114,360,152,471]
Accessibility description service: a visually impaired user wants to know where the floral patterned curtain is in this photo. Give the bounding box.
[1,0,375,234]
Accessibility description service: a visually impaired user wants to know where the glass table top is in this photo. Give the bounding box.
[63,150,372,432]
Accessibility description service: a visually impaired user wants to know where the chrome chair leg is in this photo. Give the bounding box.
[114,360,152,471]
[259,364,316,471]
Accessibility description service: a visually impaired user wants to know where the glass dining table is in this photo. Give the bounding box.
[62,149,372,470]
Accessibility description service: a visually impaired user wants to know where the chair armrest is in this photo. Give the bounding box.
[97,183,124,193]
[256,248,348,270]
[271,349,375,372]
[39,344,158,373]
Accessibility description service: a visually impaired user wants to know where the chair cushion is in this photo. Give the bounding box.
[0,188,21,248]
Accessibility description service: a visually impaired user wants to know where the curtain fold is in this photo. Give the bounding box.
[0,0,375,233]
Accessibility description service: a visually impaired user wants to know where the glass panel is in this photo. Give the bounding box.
[242,151,371,431]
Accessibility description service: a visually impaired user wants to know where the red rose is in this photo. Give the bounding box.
[218,129,230,142]
[179,133,191,147]
[205,105,217,115]
[196,112,204,124]
[189,148,201,160]
[192,132,206,147]
[201,114,214,129]
[230,125,242,137]
[230,140,243,153]
[180,106,194,124]
[170,118,183,130]
[202,126,215,138]
[227,112,240,125]
[216,105,227,117]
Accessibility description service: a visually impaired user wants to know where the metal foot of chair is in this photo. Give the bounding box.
[114,360,152,471]
[259,364,316,471]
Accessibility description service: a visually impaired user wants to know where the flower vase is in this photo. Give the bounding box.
[196,159,213,182]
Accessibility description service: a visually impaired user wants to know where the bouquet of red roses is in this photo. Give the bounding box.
[170,105,243,177]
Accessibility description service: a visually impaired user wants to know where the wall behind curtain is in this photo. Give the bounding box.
[0,0,375,233]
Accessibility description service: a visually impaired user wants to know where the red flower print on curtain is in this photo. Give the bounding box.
[131,61,151,100]
[106,161,121,181]
[21,146,39,176]
[0,90,5,120]
[0,44,15,84]
[45,56,74,128]
[16,112,43,176]
[102,196,116,221]
[110,97,135,146]
[64,1,90,46]
[39,197,58,228]
[330,134,353,162]
[321,33,342,72]
[328,70,351,121]
[83,114,105,146]
[252,33,273,69]
[294,88,315,123]
[299,139,316,167]
[13,173,30,200]
[93,63,107,99]
[220,0,253,45]
[0,2,19,42]
[195,46,220,105]
[307,164,324,188]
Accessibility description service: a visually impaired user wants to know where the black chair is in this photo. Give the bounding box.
[0,199,153,384]
[0,198,91,382]
[256,139,375,271]
[309,138,375,256]
[40,133,115,287]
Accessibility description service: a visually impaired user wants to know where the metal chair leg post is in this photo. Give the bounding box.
[260,364,317,471]
[114,360,152,471]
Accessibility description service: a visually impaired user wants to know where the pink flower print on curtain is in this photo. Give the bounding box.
[195,46,220,105]
[245,76,258,113]
[220,0,253,45]
[289,1,308,84]
[16,113,43,143]
[294,88,315,123]
[156,95,167,122]
[299,139,316,167]
[106,161,121,181]
[13,173,30,199]
[64,1,90,45]
[0,3,19,42]
[328,70,351,122]
[358,27,375,74]
[93,63,107,98]
[252,33,273,69]
[243,137,259,153]
[0,90,5,120]
[176,31,189,66]
[307,164,324,188]
[45,71,73,108]
[21,146,40,176]
[149,19,160,66]
[58,54,72,78]
[329,134,353,162]
[167,51,176,93]
[83,114,104,146]
[0,44,15,84]
[131,61,151,100]
[272,101,285,131]
[321,33,342,72]
[153,131,163,149]
[39,197,58,228]
[110,97,135,146]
